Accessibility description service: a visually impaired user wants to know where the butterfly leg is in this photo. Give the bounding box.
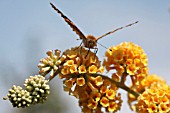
[94,47,98,54]
[73,41,83,51]
[86,47,98,59]
[93,47,98,59]
[85,48,90,58]
[79,41,84,55]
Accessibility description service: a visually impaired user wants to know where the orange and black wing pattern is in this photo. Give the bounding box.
[50,3,86,40]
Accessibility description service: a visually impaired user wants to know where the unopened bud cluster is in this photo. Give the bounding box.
[38,49,66,79]
[5,75,50,108]
[24,75,50,104]
[6,85,32,108]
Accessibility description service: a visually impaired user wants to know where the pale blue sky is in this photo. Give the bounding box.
[1,1,170,113]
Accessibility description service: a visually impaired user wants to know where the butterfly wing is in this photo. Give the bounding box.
[50,3,86,40]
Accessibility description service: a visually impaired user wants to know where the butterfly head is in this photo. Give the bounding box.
[83,35,97,48]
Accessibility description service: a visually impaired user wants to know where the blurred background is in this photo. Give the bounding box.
[0,0,170,113]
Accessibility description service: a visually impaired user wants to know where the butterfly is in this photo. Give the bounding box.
[50,3,138,50]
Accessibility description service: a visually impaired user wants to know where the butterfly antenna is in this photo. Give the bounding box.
[97,21,138,40]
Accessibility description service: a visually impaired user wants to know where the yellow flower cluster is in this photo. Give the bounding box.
[135,82,170,113]
[60,47,122,112]
[128,74,167,111]
[103,42,148,84]
[60,47,103,79]
[74,78,122,113]
[140,74,166,88]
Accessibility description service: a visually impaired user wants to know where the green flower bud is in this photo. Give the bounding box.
[6,85,32,108]
[24,75,50,104]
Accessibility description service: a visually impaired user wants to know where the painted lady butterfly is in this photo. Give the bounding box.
[50,3,138,50]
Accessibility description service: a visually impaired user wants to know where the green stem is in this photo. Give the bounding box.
[90,74,140,97]
[49,70,60,81]
[48,70,140,97]
[120,72,128,85]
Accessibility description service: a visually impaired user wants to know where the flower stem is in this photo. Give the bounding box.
[90,74,140,97]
